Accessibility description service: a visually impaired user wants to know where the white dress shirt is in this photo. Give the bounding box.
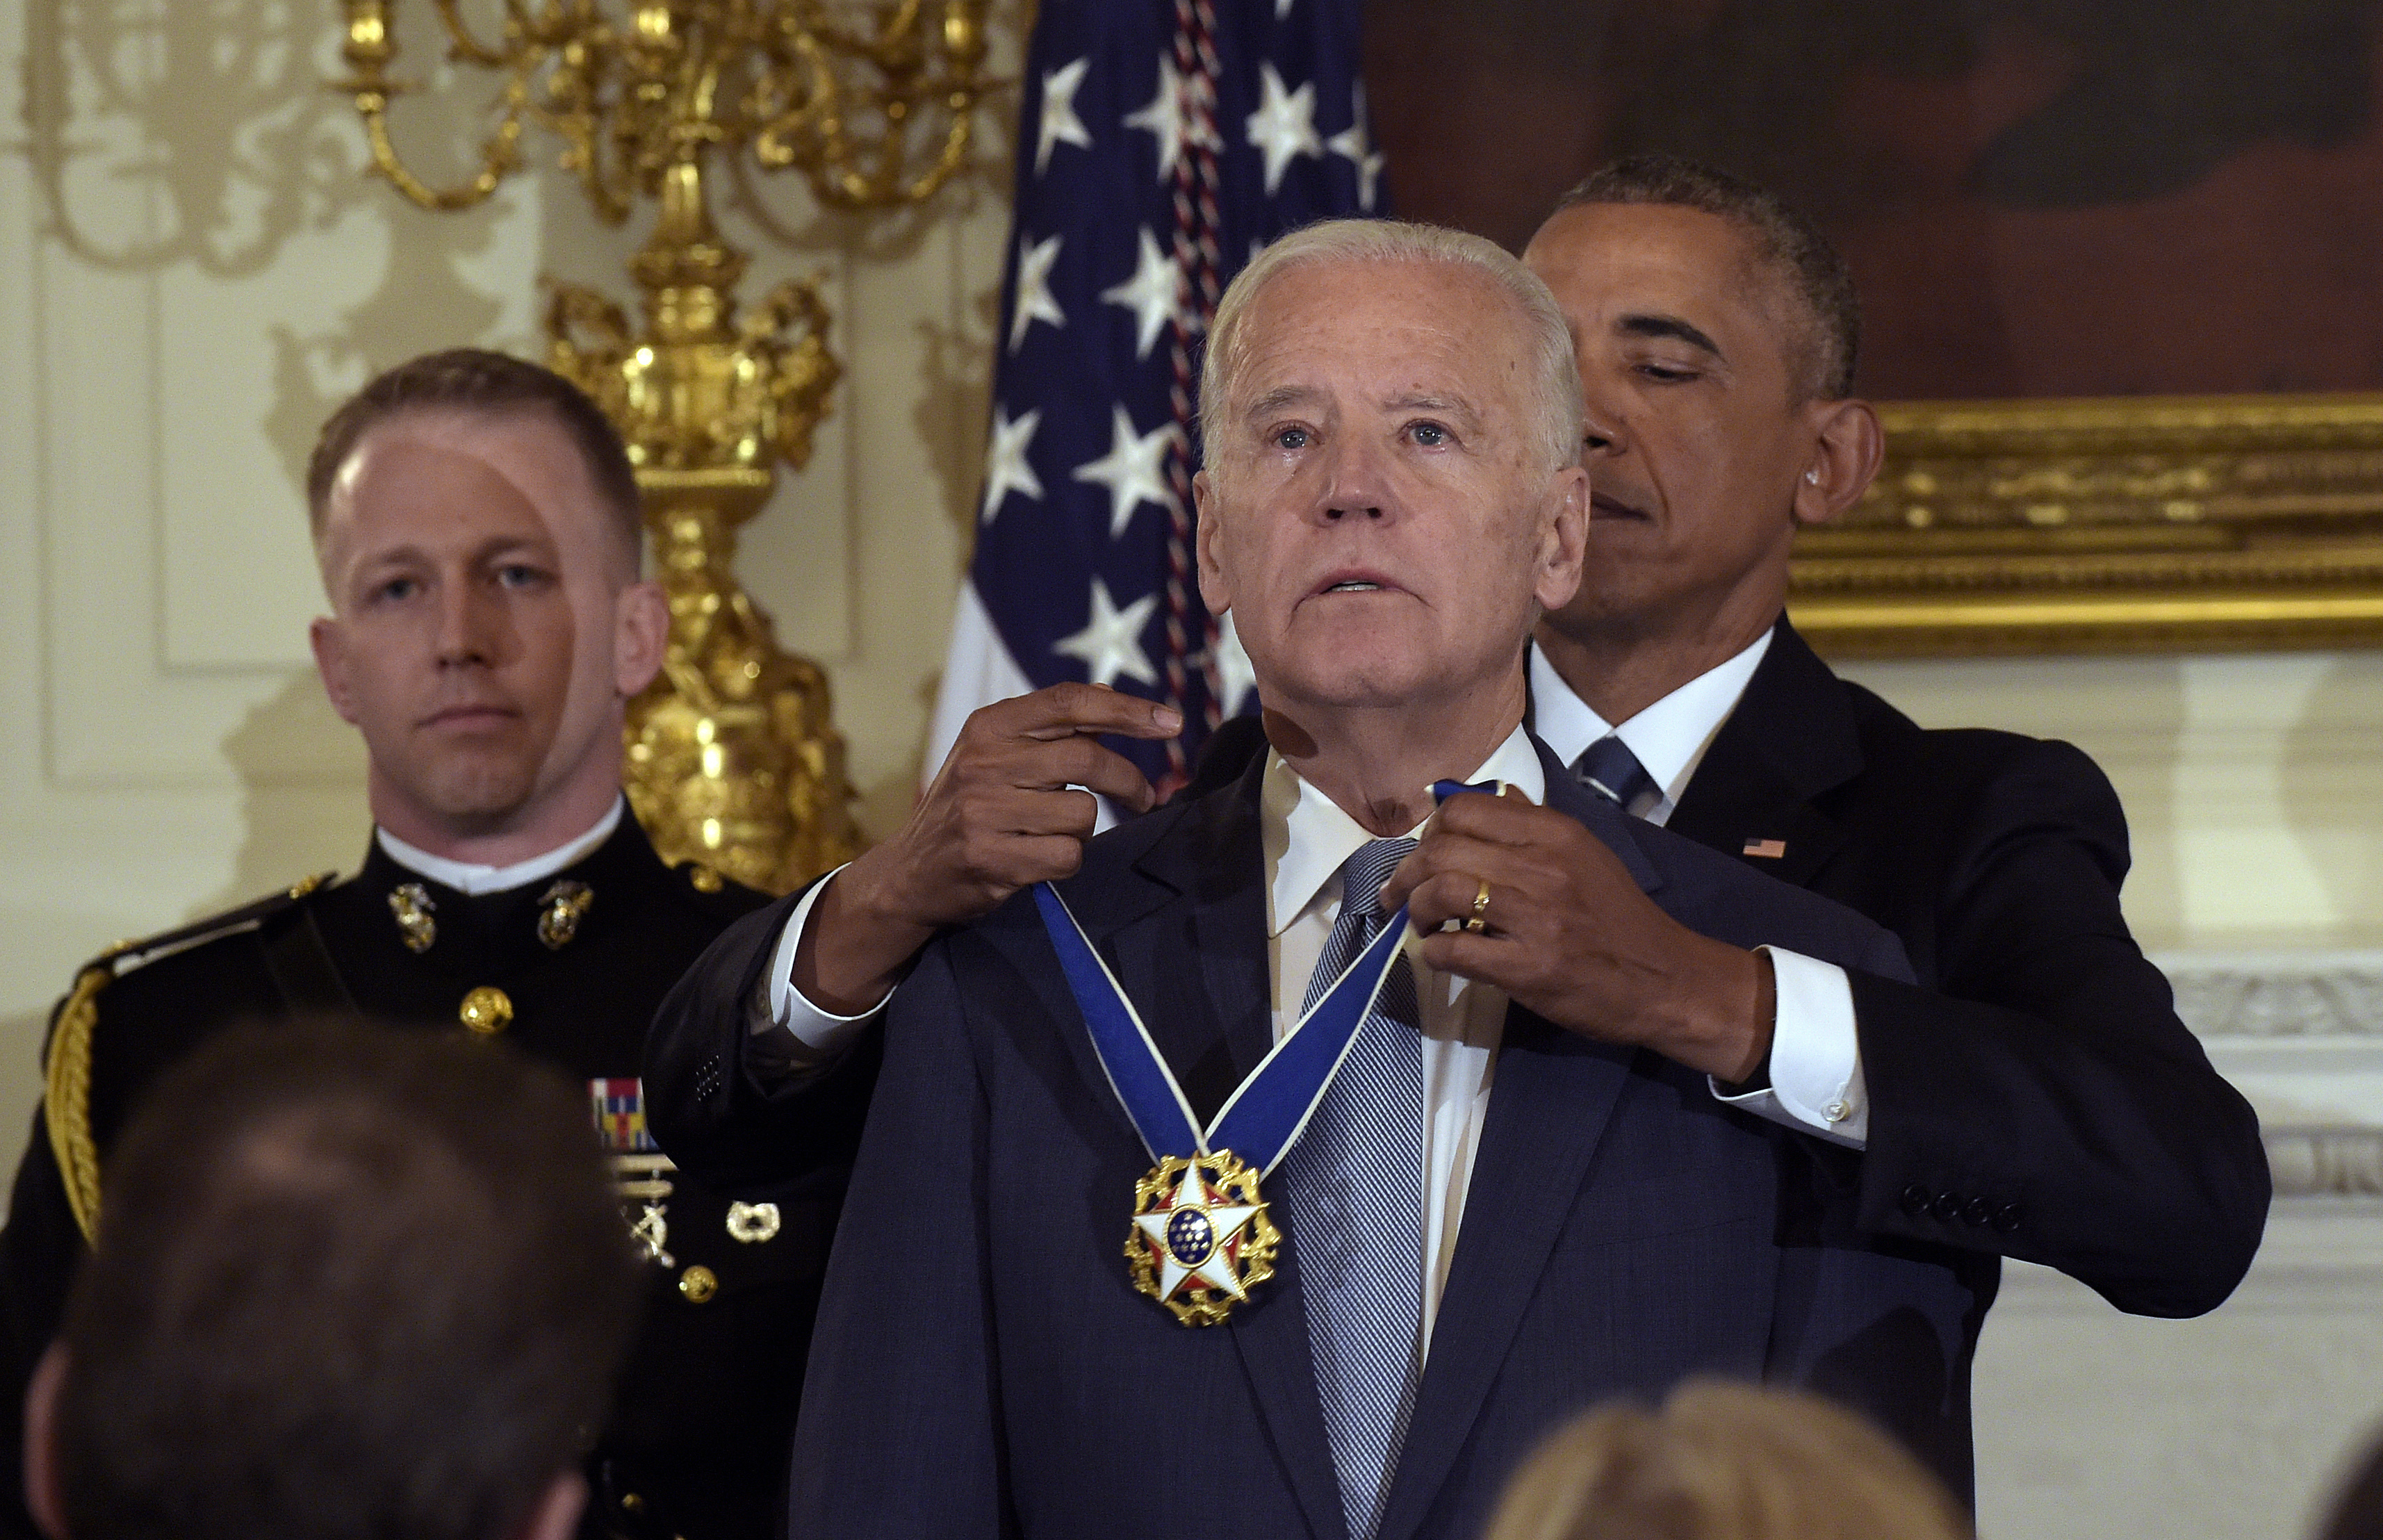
[377,796,623,895]
[1528,637,1868,1146]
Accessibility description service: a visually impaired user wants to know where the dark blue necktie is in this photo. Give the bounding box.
[1281,837,1424,1540]
[1572,733,1658,816]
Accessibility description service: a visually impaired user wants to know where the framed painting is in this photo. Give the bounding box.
[1365,0,2383,655]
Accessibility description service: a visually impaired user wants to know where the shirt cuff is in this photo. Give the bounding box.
[1710,947,1867,1149]
[744,865,894,1065]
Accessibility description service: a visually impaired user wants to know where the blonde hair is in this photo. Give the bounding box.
[1197,218,1583,477]
[1482,1381,1971,1540]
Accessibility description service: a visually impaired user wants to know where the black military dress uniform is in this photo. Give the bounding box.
[0,811,873,1540]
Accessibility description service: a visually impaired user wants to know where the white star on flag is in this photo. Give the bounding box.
[1327,85,1383,211]
[1132,1161,1263,1304]
[1072,405,1179,539]
[1124,54,1222,183]
[1100,227,1186,359]
[1212,610,1259,716]
[979,406,1042,523]
[1244,63,1321,195]
[1036,58,1095,174]
[1124,54,1188,182]
[1008,234,1067,352]
[1054,577,1160,687]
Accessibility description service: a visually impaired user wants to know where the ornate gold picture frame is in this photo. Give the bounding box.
[1788,395,2383,659]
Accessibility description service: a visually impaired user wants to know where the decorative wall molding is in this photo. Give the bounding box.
[2266,1128,2383,1198]
[2153,953,2383,1204]
[2159,953,2383,1038]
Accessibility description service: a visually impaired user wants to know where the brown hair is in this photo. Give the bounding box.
[1482,1381,1971,1540]
[53,1017,642,1540]
[304,347,644,562]
[1553,156,1861,401]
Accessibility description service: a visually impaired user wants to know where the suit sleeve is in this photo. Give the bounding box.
[785,937,1013,1537]
[1851,739,2270,1318]
[644,880,883,1195]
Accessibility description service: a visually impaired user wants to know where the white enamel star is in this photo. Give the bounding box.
[1245,63,1322,195]
[1008,234,1067,353]
[979,406,1042,523]
[1327,84,1384,211]
[1053,576,1159,687]
[1101,227,1186,360]
[1133,1161,1262,1304]
[1035,57,1094,174]
[1072,404,1180,539]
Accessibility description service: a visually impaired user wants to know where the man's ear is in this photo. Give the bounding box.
[513,1471,587,1540]
[24,1343,69,1540]
[612,580,670,700]
[1192,470,1234,617]
[1793,398,1885,528]
[1534,464,1590,613]
[309,617,362,726]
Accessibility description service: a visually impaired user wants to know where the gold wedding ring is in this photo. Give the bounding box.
[1464,878,1492,935]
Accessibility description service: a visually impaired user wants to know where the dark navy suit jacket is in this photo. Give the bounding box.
[761,739,1967,1540]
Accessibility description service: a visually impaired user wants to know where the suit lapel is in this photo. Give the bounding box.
[1377,744,1651,1540]
[1081,758,1346,1540]
[1667,619,1860,888]
[1103,755,1275,1120]
[1379,1017,1636,1540]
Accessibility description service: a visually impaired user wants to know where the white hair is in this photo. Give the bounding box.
[1198,218,1584,477]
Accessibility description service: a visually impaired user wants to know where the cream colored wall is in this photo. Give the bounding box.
[0,0,1010,1124]
[6,2,2383,1533]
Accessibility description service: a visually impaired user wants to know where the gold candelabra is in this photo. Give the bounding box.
[333,0,992,892]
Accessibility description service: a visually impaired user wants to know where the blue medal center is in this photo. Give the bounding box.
[1165,1206,1216,1267]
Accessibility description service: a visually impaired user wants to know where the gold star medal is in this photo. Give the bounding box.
[1125,1152,1280,1327]
[1033,882,1416,1328]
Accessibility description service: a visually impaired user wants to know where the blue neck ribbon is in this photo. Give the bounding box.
[1033,778,1498,1174]
[1033,883,1413,1177]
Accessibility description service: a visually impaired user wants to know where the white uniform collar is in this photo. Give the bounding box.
[376,796,625,896]
[1528,630,1773,818]
[1263,726,1546,940]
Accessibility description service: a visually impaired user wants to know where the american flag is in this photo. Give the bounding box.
[925,0,1380,796]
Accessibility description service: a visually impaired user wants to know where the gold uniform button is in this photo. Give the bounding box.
[678,1264,719,1303]
[458,986,514,1035]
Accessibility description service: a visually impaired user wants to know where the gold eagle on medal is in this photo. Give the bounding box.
[1125,1151,1280,1327]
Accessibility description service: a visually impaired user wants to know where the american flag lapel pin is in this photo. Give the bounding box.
[1743,837,1788,859]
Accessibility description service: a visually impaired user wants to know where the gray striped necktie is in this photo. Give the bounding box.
[1281,836,1424,1540]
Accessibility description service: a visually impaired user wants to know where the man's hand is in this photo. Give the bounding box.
[1378,789,1775,1083]
[794,685,1182,1015]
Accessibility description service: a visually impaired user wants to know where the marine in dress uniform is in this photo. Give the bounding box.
[0,804,874,1540]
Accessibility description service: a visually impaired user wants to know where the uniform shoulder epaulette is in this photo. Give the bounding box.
[44,871,339,1245]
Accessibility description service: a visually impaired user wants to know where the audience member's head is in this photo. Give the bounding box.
[2318,1425,2383,1540]
[1481,1380,1970,1540]
[22,1019,642,1540]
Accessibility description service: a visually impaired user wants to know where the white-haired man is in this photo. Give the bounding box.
[698,220,1931,1540]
